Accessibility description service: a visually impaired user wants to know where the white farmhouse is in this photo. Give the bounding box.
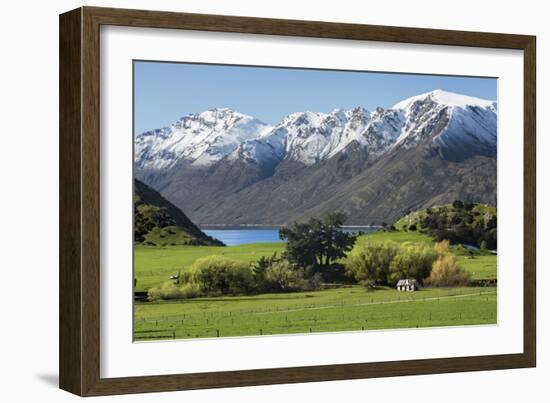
[396,279,420,292]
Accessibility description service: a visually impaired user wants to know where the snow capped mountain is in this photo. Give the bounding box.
[392,89,495,111]
[361,107,405,154]
[135,90,497,170]
[135,108,272,169]
[271,107,373,165]
[391,90,497,158]
[134,90,497,226]
[226,106,389,166]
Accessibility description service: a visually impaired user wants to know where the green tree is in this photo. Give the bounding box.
[388,244,439,284]
[264,260,301,291]
[251,252,280,292]
[279,212,357,273]
[346,241,399,285]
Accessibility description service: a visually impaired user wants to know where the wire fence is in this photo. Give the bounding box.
[134,291,497,341]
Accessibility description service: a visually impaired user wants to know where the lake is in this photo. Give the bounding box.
[202,226,378,246]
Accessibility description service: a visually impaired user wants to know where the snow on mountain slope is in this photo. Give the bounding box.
[361,107,405,154]
[227,129,286,166]
[392,89,497,155]
[216,106,373,166]
[135,108,272,170]
[393,89,495,111]
[273,107,372,165]
[135,90,497,170]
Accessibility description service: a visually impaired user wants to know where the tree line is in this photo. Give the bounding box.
[417,201,497,250]
[346,239,470,288]
[148,213,356,300]
[147,211,471,301]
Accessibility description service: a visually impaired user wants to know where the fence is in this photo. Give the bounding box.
[133,290,497,341]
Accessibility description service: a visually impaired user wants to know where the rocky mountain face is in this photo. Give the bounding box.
[135,90,497,225]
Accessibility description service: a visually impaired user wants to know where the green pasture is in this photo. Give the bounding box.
[134,242,285,292]
[134,286,497,340]
[134,230,497,292]
[134,229,497,340]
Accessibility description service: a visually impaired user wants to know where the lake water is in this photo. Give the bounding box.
[202,226,378,246]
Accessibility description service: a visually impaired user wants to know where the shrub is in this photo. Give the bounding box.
[179,282,202,298]
[148,280,202,301]
[191,255,253,295]
[305,272,323,291]
[148,281,185,301]
[425,255,471,286]
[264,260,303,291]
[433,240,450,254]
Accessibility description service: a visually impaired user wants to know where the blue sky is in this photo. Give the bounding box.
[134,61,496,134]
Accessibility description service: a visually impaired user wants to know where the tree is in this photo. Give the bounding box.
[452,200,464,209]
[346,241,399,285]
[279,212,357,274]
[252,252,280,292]
[264,261,300,291]
[388,244,439,284]
[425,255,470,286]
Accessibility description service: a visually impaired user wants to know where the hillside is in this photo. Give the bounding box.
[135,90,497,225]
[134,179,223,246]
[394,201,497,249]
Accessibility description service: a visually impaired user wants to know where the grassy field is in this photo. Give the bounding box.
[134,230,496,292]
[135,286,497,340]
[134,229,497,340]
[135,242,285,292]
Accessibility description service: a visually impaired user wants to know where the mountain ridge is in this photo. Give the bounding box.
[135,89,496,170]
[134,89,497,225]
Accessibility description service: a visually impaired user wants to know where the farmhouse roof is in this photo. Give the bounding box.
[396,279,417,286]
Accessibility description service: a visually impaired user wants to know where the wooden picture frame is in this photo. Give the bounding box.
[59,6,536,396]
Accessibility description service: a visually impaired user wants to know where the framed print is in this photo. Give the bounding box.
[59,6,536,396]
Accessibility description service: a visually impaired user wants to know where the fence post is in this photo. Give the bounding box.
[260,328,263,336]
